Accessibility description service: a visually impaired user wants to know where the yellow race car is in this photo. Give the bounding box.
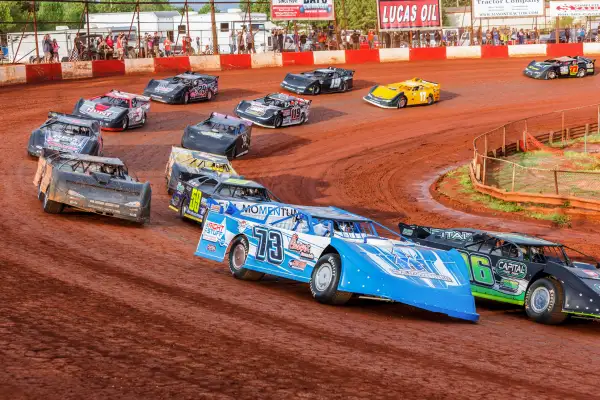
[363,78,441,109]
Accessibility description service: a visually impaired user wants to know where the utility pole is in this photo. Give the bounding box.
[185,0,190,44]
[32,0,40,61]
[85,0,90,60]
[341,0,347,29]
[210,0,219,54]
[137,0,141,56]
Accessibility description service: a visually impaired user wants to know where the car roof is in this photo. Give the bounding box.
[50,112,97,128]
[206,112,251,127]
[52,152,125,167]
[222,178,265,189]
[171,146,231,164]
[266,92,298,101]
[454,229,560,246]
[289,205,371,222]
[550,56,576,62]
[175,72,213,80]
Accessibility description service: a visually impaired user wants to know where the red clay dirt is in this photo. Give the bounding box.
[1,59,599,400]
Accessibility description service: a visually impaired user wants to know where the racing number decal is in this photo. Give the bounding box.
[458,251,495,286]
[330,78,341,88]
[560,66,568,74]
[569,65,578,75]
[189,188,202,213]
[419,91,427,102]
[254,227,284,264]
[291,108,301,120]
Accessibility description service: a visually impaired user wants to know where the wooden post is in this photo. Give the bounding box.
[502,126,506,155]
[185,0,190,49]
[484,133,488,156]
[561,111,565,142]
[523,130,527,152]
[136,1,141,57]
[585,123,589,153]
[555,17,559,44]
[409,31,413,48]
[511,164,516,192]
[32,0,39,61]
[566,127,570,141]
[549,130,553,145]
[210,0,219,54]
[482,156,487,186]
[553,170,559,195]
[85,1,90,60]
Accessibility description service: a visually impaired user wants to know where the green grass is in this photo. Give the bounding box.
[524,212,572,227]
[549,133,600,148]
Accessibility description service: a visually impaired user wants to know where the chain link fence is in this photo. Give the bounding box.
[472,104,600,203]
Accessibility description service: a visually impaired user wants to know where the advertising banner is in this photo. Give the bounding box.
[271,0,335,21]
[549,1,600,17]
[473,0,545,18]
[377,0,442,30]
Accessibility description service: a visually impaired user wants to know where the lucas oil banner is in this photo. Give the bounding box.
[271,0,335,21]
[377,0,442,30]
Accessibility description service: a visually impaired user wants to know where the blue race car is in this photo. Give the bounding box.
[194,203,479,322]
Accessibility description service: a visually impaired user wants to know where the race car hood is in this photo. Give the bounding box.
[369,85,403,100]
[332,238,478,321]
[42,129,90,153]
[76,100,126,121]
[237,101,280,117]
[181,125,237,155]
[283,73,319,86]
[144,79,184,95]
[525,61,555,72]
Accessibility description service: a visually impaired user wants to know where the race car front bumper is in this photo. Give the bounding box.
[363,94,398,109]
[280,81,311,95]
[523,68,545,79]
[234,109,277,128]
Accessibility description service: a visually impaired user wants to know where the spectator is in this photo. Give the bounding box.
[73,33,83,60]
[182,34,188,55]
[42,34,52,63]
[518,29,525,44]
[319,30,327,50]
[116,33,124,60]
[351,30,360,50]
[278,29,284,52]
[153,32,160,57]
[300,31,307,51]
[52,38,59,62]
[425,32,431,47]
[367,29,374,49]
[146,34,153,58]
[186,35,193,55]
[163,36,172,57]
[492,28,499,45]
[246,27,255,54]
[196,37,200,54]
[501,29,508,45]
[237,30,245,54]
[579,26,585,43]
[434,30,441,47]
[565,26,571,43]
[230,29,237,54]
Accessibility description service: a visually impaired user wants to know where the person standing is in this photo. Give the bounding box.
[42,34,52,63]
[230,29,237,54]
[246,27,255,54]
[51,39,60,62]
[565,26,571,43]
[116,33,124,60]
[278,29,284,53]
[237,30,245,54]
[351,30,360,50]
[163,36,171,57]
[367,30,374,49]
[195,37,200,54]
[300,32,307,52]
[182,34,188,55]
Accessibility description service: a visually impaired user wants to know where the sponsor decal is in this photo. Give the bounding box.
[206,244,216,252]
[499,279,520,293]
[176,182,184,192]
[210,204,221,212]
[378,0,442,30]
[201,130,223,139]
[496,259,527,280]
[247,105,267,116]
[582,270,600,279]
[238,220,249,233]
[392,247,452,282]
[203,221,226,242]
[549,1,600,17]
[240,204,296,218]
[156,82,173,93]
[288,234,314,260]
[271,0,334,21]
[473,0,544,18]
[431,229,472,241]
[594,283,600,293]
[289,259,307,271]
[85,106,112,118]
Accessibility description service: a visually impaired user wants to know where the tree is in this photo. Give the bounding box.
[239,0,271,19]
[198,4,220,14]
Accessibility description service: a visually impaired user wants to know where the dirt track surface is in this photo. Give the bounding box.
[1,59,599,400]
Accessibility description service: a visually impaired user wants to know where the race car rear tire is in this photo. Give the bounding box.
[397,96,408,109]
[206,90,213,101]
[140,112,146,126]
[41,192,64,214]
[339,80,347,92]
[427,94,434,105]
[300,113,306,125]
[274,114,283,129]
[310,253,352,305]
[547,70,557,79]
[228,236,264,281]
[577,67,586,78]
[122,116,129,131]
[312,83,321,95]
[183,92,190,105]
[524,277,568,325]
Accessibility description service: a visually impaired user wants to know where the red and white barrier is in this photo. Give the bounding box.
[3,43,600,87]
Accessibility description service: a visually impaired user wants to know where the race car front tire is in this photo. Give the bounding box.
[310,253,352,305]
[339,80,347,92]
[397,96,408,109]
[206,90,213,101]
[524,277,568,324]
[122,116,129,130]
[427,94,434,105]
[547,70,557,79]
[577,67,586,78]
[273,114,283,129]
[183,92,190,105]
[41,191,64,214]
[312,83,321,95]
[228,236,264,281]
[300,113,306,125]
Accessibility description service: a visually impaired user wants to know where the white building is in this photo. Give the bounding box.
[87,11,181,38]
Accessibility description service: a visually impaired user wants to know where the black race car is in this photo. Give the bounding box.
[181,112,252,159]
[73,90,151,131]
[169,175,279,225]
[399,223,600,324]
[34,149,151,223]
[144,71,219,104]
[27,112,102,157]
[281,66,354,95]
[234,93,311,128]
[524,56,595,79]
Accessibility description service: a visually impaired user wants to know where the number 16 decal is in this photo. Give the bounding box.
[254,226,284,265]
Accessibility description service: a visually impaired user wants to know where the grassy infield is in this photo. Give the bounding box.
[441,134,600,227]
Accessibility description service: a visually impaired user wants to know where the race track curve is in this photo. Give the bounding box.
[1,58,599,400]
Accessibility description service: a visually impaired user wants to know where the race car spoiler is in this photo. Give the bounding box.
[47,111,99,127]
[108,89,151,102]
[210,112,252,127]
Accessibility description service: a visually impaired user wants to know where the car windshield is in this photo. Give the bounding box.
[97,96,129,108]
[201,119,239,135]
[219,185,271,201]
[43,122,92,136]
[332,220,377,239]
[263,96,286,107]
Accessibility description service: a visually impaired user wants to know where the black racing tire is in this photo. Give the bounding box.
[577,67,587,78]
[547,70,557,80]
[37,185,44,200]
[339,80,347,92]
[206,90,213,101]
[309,253,352,305]
[228,236,264,281]
[140,112,146,126]
[183,91,190,105]
[427,94,434,105]
[299,113,306,125]
[179,200,189,219]
[122,116,129,131]
[524,277,568,325]
[397,95,408,109]
[41,191,64,214]
[312,83,321,95]
[273,114,283,129]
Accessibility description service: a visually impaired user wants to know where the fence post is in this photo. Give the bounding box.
[549,130,553,145]
[597,105,599,136]
[482,156,487,186]
[561,111,565,142]
[553,170,559,195]
[585,123,589,154]
[566,127,570,141]
[484,133,488,156]
[32,0,39,61]
[523,130,527,152]
[511,163,516,192]
[502,126,506,155]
